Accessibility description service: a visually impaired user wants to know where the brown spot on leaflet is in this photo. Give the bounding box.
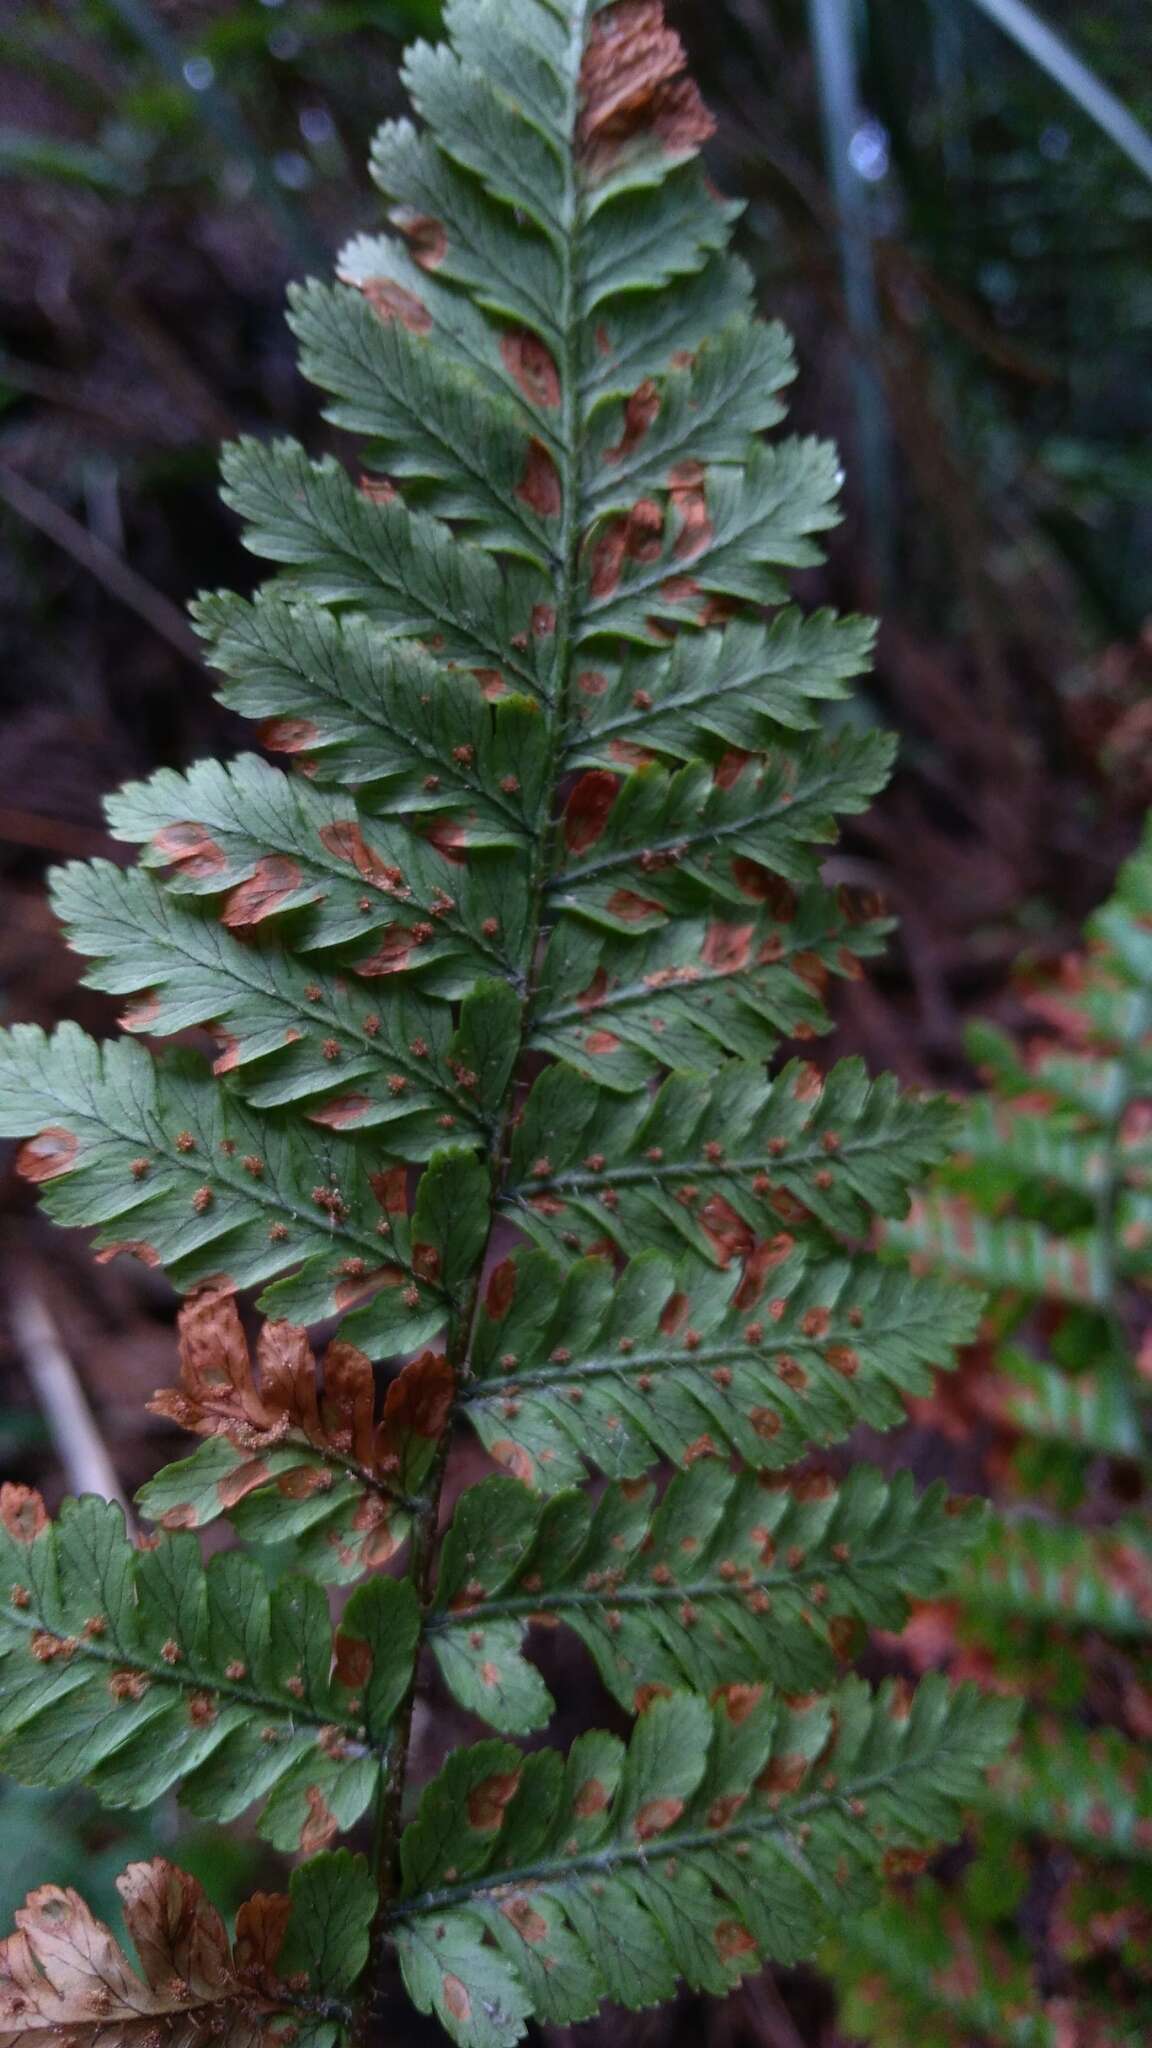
[119,992,161,1032]
[573,1778,609,1817]
[353,928,422,976]
[585,1030,622,1056]
[713,750,751,791]
[307,1095,374,1130]
[714,1921,757,1961]
[422,818,470,864]
[500,329,560,408]
[717,1681,764,1724]
[668,460,712,560]
[606,888,663,921]
[703,922,754,972]
[490,1440,535,1486]
[15,1127,78,1184]
[0,1484,48,1543]
[442,1977,471,2023]
[734,1234,797,1311]
[609,739,658,769]
[633,1796,684,1841]
[587,498,664,597]
[372,1165,409,1214]
[151,821,227,879]
[318,819,404,891]
[356,277,432,333]
[604,379,660,463]
[221,856,302,928]
[334,1634,373,1691]
[500,1898,549,1945]
[295,1794,336,1859]
[466,1770,521,1832]
[259,716,320,754]
[659,1290,690,1338]
[698,1194,755,1267]
[395,212,446,269]
[485,1260,517,1320]
[95,1240,163,1269]
[517,439,562,518]
[565,770,619,853]
[333,1266,403,1312]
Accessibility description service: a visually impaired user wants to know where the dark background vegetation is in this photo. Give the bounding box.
[0,0,1150,2040]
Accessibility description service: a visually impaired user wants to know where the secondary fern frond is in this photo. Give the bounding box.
[835,819,1152,2046]
[0,0,1012,2040]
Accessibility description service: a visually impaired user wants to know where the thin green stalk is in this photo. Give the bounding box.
[964,0,1152,185]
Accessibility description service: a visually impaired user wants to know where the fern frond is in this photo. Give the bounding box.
[0,0,1014,2039]
[888,1193,1108,1302]
[193,593,547,832]
[0,1485,415,1850]
[531,887,889,1088]
[988,1348,1146,1459]
[838,817,1152,2045]
[834,1897,1084,2048]
[427,1467,983,1730]
[461,1246,978,1489]
[0,1851,374,2048]
[391,1681,1016,2047]
[548,732,894,921]
[565,610,878,766]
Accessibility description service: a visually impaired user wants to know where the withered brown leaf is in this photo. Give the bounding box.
[0,1860,296,2048]
[151,1294,453,1498]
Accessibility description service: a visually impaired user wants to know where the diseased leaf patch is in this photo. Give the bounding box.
[0,1851,376,2048]
[137,1293,452,1579]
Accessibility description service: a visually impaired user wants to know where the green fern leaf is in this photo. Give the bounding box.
[976,1717,1152,1864]
[567,609,878,767]
[0,1486,416,1849]
[428,1466,984,1730]
[0,0,1017,2038]
[461,1246,978,1489]
[193,592,547,832]
[961,1513,1152,1639]
[508,1057,959,1261]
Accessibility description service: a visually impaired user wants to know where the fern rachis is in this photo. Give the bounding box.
[0,4,1014,2044]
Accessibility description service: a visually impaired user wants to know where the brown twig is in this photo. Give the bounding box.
[8,1283,132,1517]
[0,462,200,662]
